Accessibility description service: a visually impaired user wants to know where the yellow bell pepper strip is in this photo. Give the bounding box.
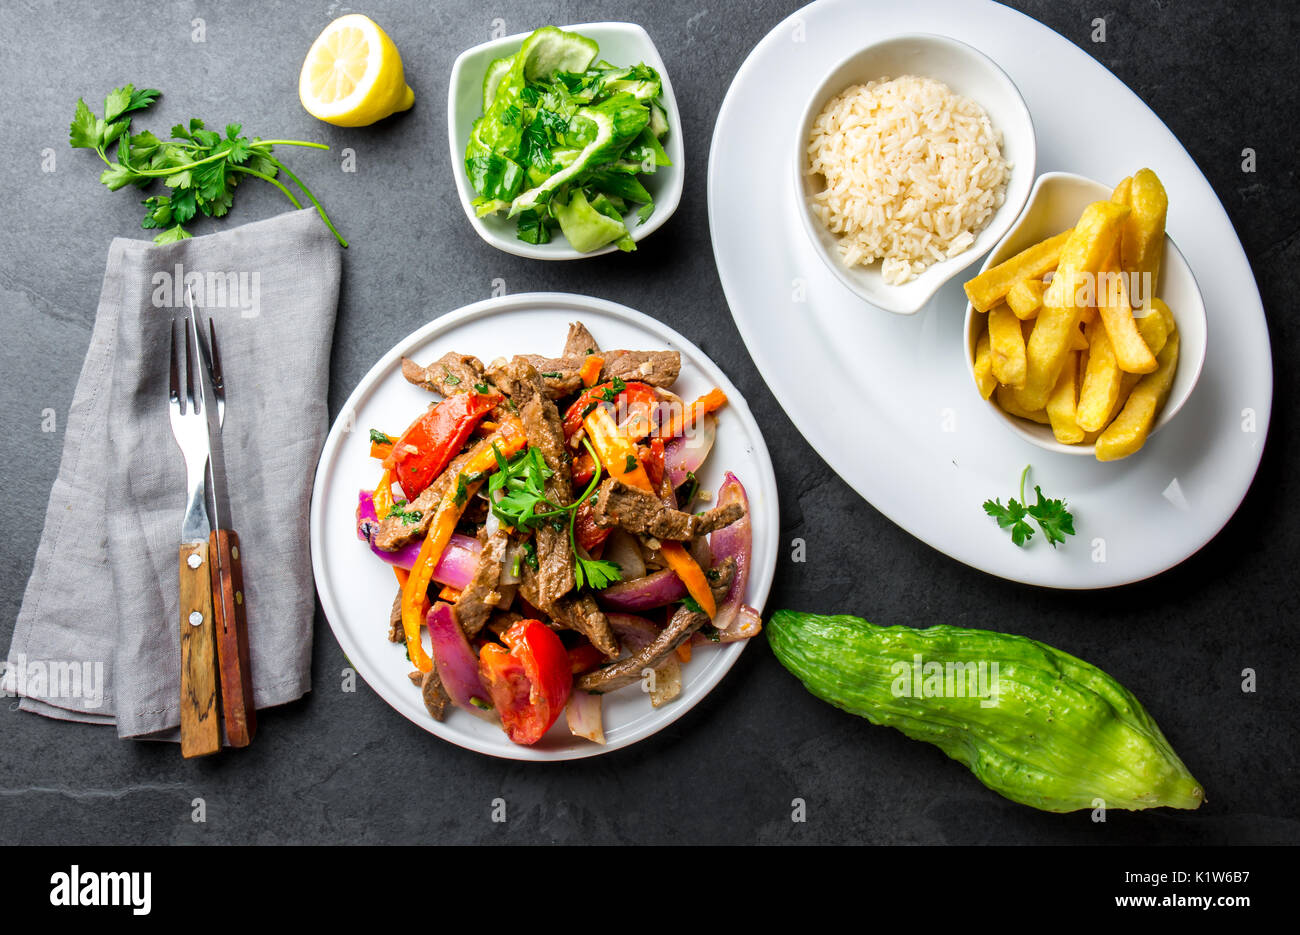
[400,417,529,671]
[583,406,716,619]
[578,354,604,387]
[657,387,728,440]
[372,468,395,524]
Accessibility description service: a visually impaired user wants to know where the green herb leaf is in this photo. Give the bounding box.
[984,466,1075,550]
[1027,486,1076,548]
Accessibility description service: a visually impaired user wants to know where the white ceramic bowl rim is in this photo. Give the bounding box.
[793,32,1038,314]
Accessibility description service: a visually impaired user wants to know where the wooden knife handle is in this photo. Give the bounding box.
[210,529,256,747]
[179,541,221,758]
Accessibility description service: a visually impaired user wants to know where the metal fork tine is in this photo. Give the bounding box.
[208,318,223,390]
[169,319,181,408]
[184,317,196,415]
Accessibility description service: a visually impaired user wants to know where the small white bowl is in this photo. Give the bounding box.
[963,171,1208,456]
[447,22,684,260]
[794,33,1037,315]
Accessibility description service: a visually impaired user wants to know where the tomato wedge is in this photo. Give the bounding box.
[563,380,657,443]
[386,392,500,500]
[478,620,573,745]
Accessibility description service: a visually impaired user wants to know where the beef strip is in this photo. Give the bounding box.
[401,352,489,396]
[601,349,680,387]
[563,321,601,358]
[388,589,405,643]
[371,447,476,552]
[576,559,735,693]
[453,527,510,638]
[591,478,745,540]
[551,592,620,659]
[407,669,450,721]
[487,349,681,399]
[486,610,525,638]
[507,359,576,609]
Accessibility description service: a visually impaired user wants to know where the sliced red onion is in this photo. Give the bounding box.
[565,690,606,744]
[598,569,687,612]
[692,605,763,645]
[603,530,646,581]
[499,541,526,585]
[425,602,496,720]
[357,490,481,587]
[664,413,717,487]
[707,473,751,631]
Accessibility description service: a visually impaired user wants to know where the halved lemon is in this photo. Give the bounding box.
[299,14,414,127]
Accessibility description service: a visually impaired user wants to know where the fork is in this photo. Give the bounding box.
[169,316,221,757]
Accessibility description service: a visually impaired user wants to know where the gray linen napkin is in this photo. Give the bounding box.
[3,208,340,738]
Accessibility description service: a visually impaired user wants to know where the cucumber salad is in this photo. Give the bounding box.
[465,26,671,252]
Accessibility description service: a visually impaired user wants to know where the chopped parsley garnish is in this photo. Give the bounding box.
[983,465,1076,549]
[624,454,638,473]
[442,368,462,386]
[369,429,395,445]
[474,382,492,394]
[386,501,423,526]
[487,438,622,590]
[682,595,705,614]
[541,371,563,379]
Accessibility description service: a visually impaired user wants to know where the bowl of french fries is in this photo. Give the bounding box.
[963,170,1206,461]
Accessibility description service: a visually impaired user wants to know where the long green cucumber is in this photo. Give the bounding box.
[768,611,1204,813]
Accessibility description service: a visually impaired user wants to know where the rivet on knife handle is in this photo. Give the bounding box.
[179,541,221,758]
[210,529,256,747]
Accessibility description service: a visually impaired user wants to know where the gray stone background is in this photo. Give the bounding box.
[1,0,1296,844]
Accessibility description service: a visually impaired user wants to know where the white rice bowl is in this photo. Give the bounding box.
[806,75,1010,285]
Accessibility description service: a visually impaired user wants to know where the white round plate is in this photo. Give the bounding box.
[310,293,779,759]
[708,0,1272,589]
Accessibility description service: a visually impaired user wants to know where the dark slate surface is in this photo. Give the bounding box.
[1,0,1295,844]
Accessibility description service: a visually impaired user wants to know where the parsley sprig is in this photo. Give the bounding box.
[70,84,346,246]
[488,438,622,590]
[983,465,1076,549]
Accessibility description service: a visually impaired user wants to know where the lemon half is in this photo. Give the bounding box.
[299,14,414,127]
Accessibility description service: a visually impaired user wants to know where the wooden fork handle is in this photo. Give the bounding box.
[179,541,221,758]
[210,529,256,747]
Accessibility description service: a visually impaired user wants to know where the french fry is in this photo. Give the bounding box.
[972,328,998,400]
[1046,350,1085,443]
[1150,296,1175,337]
[1076,318,1123,432]
[988,304,1027,389]
[1111,176,1132,206]
[964,229,1073,313]
[1097,248,1158,374]
[1122,168,1168,290]
[1096,328,1180,462]
[996,384,1050,424]
[1018,201,1129,411]
[1006,278,1045,320]
[1069,323,1089,351]
[1091,310,1173,437]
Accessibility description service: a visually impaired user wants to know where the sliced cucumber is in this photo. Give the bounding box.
[649,101,669,140]
[518,26,599,82]
[508,95,648,217]
[552,189,628,253]
[482,56,514,112]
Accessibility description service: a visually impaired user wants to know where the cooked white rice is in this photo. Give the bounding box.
[806,75,1010,285]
